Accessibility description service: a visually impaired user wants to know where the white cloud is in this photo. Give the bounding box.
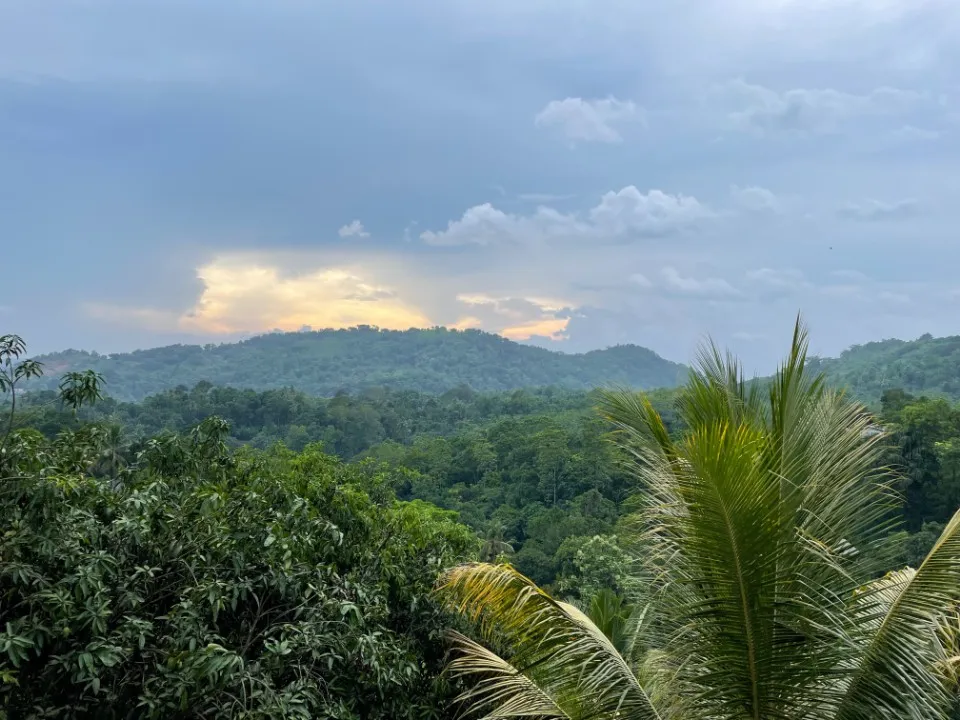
[730,185,782,213]
[661,267,740,298]
[338,220,370,238]
[589,187,714,236]
[746,268,809,291]
[420,203,583,246]
[837,198,920,221]
[421,186,713,246]
[716,79,921,135]
[629,273,653,288]
[534,96,644,143]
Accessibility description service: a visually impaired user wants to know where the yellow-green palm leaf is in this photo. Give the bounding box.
[439,563,663,720]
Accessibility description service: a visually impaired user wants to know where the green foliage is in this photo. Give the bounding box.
[378,414,639,587]
[811,333,960,403]
[879,390,960,530]
[13,383,609,458]
[2,335,104,470]
[26,327,687,401]
[0,419,475,718]
[14,381,682,590]
[438,319,960,720]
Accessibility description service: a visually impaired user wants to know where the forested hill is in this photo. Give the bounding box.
[811,333,960,402]
[30,327,688,402]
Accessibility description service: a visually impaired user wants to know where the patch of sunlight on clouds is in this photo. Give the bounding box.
[501,317,570,342]
[86,256,431,335]
[450,316,484,330]
[84,255,577,345]
[453,293,573,341]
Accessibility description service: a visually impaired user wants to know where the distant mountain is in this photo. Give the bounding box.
[30,327,689,401]
[813,333,960,403]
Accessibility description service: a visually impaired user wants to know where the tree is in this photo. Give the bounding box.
[1,416,476,717]
[1,334,103,473]
[437,319,960,720]
[0,334,44,457]
[478,524,514,563]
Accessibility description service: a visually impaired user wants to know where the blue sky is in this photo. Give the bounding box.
[3,0,959,372]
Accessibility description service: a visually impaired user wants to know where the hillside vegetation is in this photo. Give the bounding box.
[13,383,680,588]
[811,333,960,402]
[29,327,688,402]
[31,327,960,405]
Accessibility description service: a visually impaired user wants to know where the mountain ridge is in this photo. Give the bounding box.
[28,326,960,404]
[28,326,688,402]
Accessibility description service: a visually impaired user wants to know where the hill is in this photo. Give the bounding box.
[812,333,960,403]
[29,326,688,401]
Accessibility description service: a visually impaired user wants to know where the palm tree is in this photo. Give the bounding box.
[479,524,515,564]
[96,422,128,478]
[438,319,960,720]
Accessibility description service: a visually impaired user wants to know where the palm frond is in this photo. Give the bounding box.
[598,386,677,466]
[437,563,663,720]
[585,588,634,655]
[833,506,960,720]
[446,631,570,719]
[600,318,895,719]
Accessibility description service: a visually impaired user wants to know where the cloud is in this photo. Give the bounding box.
[338,220,369,238]
[420,203,583,247]
[716,79,921,135]
[502,317,569,341]
[661,267,740,299]
[86,252,580,347]
[83,303,185,331]
[534,96,644,143]
[87,256,430,335]
[837,198,921,221]
[588,187,714,237]
[420,186,713,246]
[454,293,573,340]
[746,268,809,292]
[730,185,782,213]
[831,269,870,282]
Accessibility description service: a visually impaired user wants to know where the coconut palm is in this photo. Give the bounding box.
[96,422,128,478]
[479,523,515,563]
[438,319,960,720]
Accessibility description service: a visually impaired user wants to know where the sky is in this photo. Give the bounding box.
[3,0,960,373]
